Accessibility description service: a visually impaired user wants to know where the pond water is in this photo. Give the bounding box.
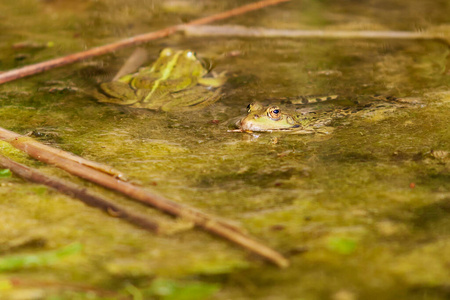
[0,0,449,299]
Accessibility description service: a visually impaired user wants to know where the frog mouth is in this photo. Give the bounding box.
[239,120,300,132]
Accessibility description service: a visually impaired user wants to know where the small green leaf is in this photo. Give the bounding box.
[327,237,357,255]
[125,283,143,300]
[146,279,220,300]
[164,283,220,300]
[149,278,177,296]
[0,169,12,178]
[0,242,83,272]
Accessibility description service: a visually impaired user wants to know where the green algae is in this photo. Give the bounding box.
[0,169,12,178]
[1,0,450,299]
[0,243,82,272]
[143,278,220,300]
[326,237,358,255]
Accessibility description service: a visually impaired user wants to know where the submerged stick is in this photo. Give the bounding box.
[0,0,290,85]
[0,127,289,268]
[0,153,160,233]
[2,130,126,180]
[112,48,148,81]
[183,25,450,41]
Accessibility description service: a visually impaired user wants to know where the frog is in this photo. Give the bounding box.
[94,48,227,111]
[233,96,338,134]
[238,102,302,132]
[232,95,423,134]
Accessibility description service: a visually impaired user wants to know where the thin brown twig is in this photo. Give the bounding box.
[0,127,289,268]
[0,0,290,85]
[1,130,126,180]
[0,153,160,234]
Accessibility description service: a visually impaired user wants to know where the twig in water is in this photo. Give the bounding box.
[0,0,290,85]
[0,126,289,268]
[0,153,160,233]
[112,48,148,81]
[0,128,126,180]
[183,25,450,44]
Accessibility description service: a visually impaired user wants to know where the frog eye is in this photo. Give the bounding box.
[268,106,281,120]
[185,51,196,60]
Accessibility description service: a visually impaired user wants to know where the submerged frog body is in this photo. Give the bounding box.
[94,48,226,111]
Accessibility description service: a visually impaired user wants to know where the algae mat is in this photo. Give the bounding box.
[0,0,449,299]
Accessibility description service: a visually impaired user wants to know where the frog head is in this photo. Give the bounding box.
[170,50,208,79]
[239,102,301,132]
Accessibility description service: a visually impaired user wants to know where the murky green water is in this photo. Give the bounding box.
[0,0,449,299]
